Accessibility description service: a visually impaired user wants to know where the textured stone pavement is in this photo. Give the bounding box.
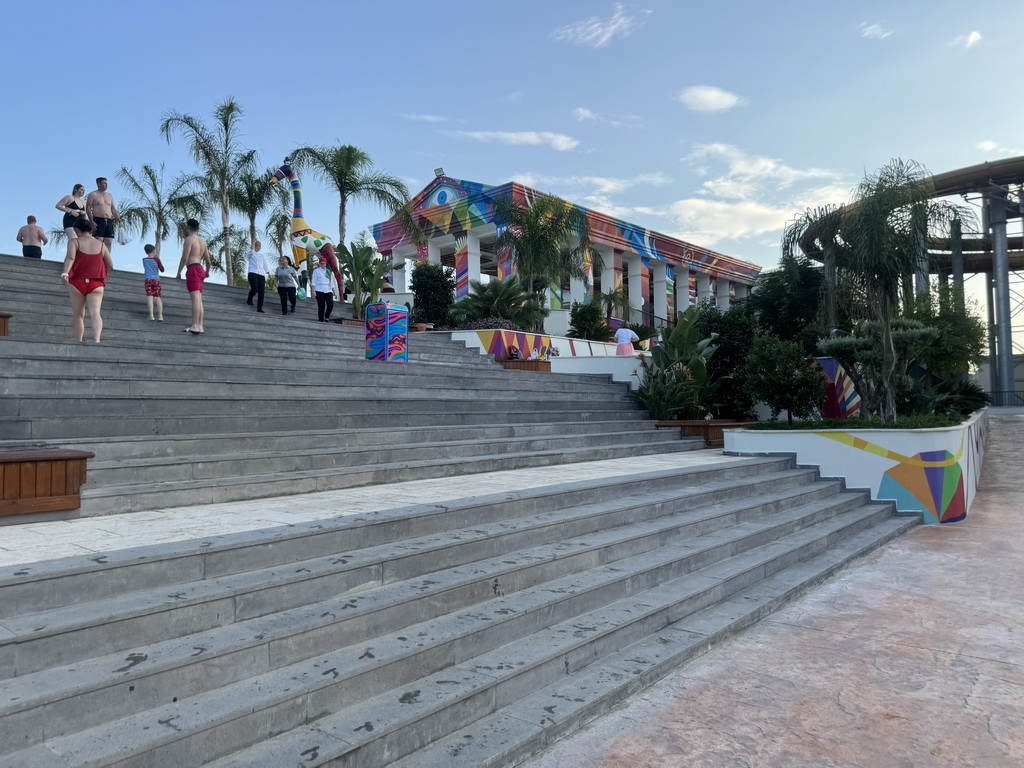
[0,450,744,568]
[525,410,1024,768]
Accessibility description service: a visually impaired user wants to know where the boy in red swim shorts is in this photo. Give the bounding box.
[175,219,212,334]
[142,244,164,321]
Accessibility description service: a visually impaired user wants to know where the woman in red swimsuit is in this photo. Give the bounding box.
[61,218,114,343]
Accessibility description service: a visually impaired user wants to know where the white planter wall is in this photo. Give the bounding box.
[724,409,988,524]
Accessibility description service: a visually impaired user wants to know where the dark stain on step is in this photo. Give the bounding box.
[354,721,374,733]
[300,746,320,761]
[114,652,148,672]
[399,690,421,704]
[359,647,375,659]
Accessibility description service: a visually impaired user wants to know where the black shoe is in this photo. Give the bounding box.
[246,301,253,306]
[257,309,265,313]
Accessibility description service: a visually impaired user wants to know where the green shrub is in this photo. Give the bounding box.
[741,335,828,426]
[567,300,614,342]
[746,413,965,430]
[410,262,455,327]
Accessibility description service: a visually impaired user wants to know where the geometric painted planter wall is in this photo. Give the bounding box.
[724,409,988,524]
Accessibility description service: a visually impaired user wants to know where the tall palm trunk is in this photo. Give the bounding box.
[221,191,232,284]
[338,196,347,246]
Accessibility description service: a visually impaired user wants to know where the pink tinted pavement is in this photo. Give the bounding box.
[525,411,1024,768]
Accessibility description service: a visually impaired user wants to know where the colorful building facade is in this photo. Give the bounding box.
[372,175,761,326]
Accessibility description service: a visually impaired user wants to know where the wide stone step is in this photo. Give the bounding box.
[388,517,915,768]
[1,406,649,441]
[83,429,676,486]
[0,499,899,767]
[77,438,701,516]
[0,469,835,747]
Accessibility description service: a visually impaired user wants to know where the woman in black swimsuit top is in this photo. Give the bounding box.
[56,184,87,236]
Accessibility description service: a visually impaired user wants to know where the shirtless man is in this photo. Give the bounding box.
[16,215,48,258]
[86,177,122,251]
[175,219,212,334]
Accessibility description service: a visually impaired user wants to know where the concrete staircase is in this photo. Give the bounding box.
[0,252,918,765]
[0,455,915,767]
[0,253,698,517]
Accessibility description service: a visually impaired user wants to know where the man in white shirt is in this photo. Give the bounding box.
[245,240,270,313]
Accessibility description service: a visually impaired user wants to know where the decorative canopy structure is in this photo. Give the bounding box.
[372,174,761,325]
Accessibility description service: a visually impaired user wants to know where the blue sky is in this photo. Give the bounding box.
[2,1,1021,282]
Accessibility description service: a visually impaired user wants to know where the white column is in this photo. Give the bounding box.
[626,254,643,323]
[392,257,408,291]
[675,269,691,314]
[733,282,749,302]
[597,245,615,295]
[466,229,481,287]
[651,260,668,325]
[717,280,731,310]
[696,272,713,304]
[569,276,587,305]
[427,239,441,265]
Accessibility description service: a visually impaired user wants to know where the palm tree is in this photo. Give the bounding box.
[206,226,250,285]
[595,287,633,323]
[784,158,969,423]
[159,97,257,285]
[231,169,279,246]
[116,163,206,254]
[289,144,412,246]
[449,279,548,330]
[493,195,596,301]
[336,237,403,320]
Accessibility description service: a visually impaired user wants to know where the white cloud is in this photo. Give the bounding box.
[400,113,452,123]
[573,106,643,128]
[950,31,982,48]
[677,85,743,113]
[860,22,892,40]
[450,131,579,151]
[977,140,1024,156]
[667,199,793,247]
[553,3,640,48]
[686,143,840,200]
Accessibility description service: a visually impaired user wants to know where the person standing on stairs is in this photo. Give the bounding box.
[614,325,640,355]
[175,219,212,335]
[275,255,299,315]
[16,215,47,258]
[55,184,87,241]
[245,240,269,313]
[85,177,122,253]
[311,256,334,322]
[61,218,112,343]
[142,244,164,321]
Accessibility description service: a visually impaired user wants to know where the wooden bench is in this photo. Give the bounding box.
[655,420,755,449]
[496,358,551,372]
[0,312,11,337]
[0,447,94,517]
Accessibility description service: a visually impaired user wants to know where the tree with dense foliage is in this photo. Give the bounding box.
[783,159,968,423]
[116,164,206,254]
[410,262,455,327]
[747,253,832,355]
[905,284,987,379]
[160,97,258,286]
[493,195,596,300]
[741,335,828,426]
[449,279,547,331]
[289,144,413,247]
[695,302,760,418]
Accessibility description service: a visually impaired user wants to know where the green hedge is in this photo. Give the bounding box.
[745,413,968,430]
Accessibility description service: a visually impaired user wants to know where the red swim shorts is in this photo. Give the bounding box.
[185,263,206,293]
[68,278,105,296]
[145,279,162,297]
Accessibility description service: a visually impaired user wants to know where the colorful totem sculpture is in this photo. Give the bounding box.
[270,159,344,295]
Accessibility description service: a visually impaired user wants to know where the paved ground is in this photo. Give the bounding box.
[525,410,1024,768]
[0,450,745,568]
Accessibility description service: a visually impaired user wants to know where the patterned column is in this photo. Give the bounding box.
[416,243,429,265]
[453,236,469,299]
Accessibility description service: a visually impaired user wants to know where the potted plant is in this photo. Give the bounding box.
[336,236,404,322]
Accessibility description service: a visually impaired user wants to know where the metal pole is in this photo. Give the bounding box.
[990,191,1015,399]
[950,217,965,312]
[987,271,998,397]
[823,249,838,333]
